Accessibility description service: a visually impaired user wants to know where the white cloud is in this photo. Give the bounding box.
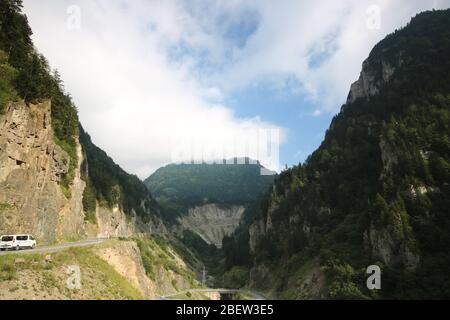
[22,0,450,177]
[22,0,285,177]
[197,0,450,111]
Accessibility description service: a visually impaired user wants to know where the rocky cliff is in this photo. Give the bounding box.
[0,100,85,242]
[178,204,245,247]
[0,100,165,243]
[0,0,167,244]
[144,161,274,249]
[95,240,198,299]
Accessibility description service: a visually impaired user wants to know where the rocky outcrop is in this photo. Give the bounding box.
[379,134,398,180]
[95,240,198,299]
[95,241,155,297]
[347,58,398,104]
[59,141,87,239]
[248,191,281,253]
[364,222,420,270]
[0,100,166,243]
[95,204,166,238]
[249,218,266,253]
[95,205,135,238]
[178,204,245,247]
[0,100,85,243]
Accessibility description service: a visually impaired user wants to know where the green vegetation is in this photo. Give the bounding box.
[0,243,145,299]
[143,160,274,285]
[0,202,15,211]
[79,126,159,220]
[221,266,249,289]
[134,235,196,286]
[0,50,17,114]
[223,9,450,299]
[144,159,274,219]
[0,261,16,281]
[0,0,79,195]
[81,177,97,224]
[323,260,368,300]
[177,229,224,286]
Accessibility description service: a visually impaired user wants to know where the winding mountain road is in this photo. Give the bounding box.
[0,238,106,256]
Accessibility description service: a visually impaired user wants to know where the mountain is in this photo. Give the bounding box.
[0,0,209,299]
[144,160,275,246]
[0,0,167,242]
[222,9,450,299]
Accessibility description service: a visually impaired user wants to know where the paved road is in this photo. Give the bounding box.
[160,288,267,300]
[0,238,106,256]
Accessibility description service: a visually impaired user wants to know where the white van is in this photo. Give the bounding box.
[0,235,37,251]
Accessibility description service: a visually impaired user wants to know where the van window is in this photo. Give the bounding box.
[1,236,14,241]
[30,236,35,240]
[16,236,28,241]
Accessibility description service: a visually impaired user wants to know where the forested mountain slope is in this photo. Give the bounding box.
[144,160,274,246]
[145,160,274,216]
[223,9,450,299]
[0,0,164,242]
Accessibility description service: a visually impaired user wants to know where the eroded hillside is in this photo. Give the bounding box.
[0,238,209,300]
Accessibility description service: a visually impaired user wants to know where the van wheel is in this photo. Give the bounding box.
[15,245,20,251]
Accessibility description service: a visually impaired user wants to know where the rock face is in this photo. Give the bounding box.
[364,221,420,270]
[0,100,85,243]
[347,58,398,104]
[94,240,199,299]
[0,100,165,243]
[178,204,245,247]
[94,204,166,239]
[95,241,155,297]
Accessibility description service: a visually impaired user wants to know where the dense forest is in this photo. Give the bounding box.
[223,9,450,299]
[79,126,160,222]
[144,159,274,218]
[0,0,79,196]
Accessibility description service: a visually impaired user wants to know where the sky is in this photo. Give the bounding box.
[22,0,450,179]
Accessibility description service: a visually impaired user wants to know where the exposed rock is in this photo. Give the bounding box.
[58,141,86,240]
[95,205,135,238]
[249,218,266,253]
[0,100,166,243]
[347,59,397,104]
[178,203,245,247]
[95,240,197,299]
[379,134,398,180]
[0,100,85,243]
[364,222,420,270]
[293,259,326,299]
[95,241,155,297]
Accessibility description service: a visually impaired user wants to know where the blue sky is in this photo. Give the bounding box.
[22,0,450,178]
[225,83,330,168]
